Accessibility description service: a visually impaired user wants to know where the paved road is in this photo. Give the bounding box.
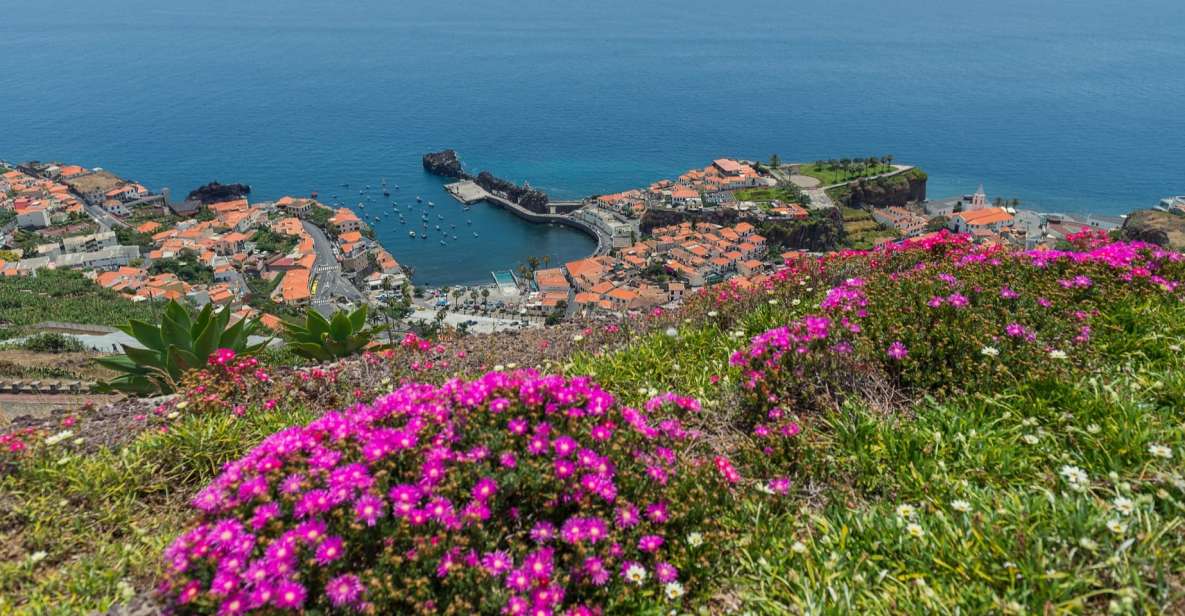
[301,220,366,316]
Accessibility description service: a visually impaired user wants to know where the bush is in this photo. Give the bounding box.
[730,231,1185,412]
[14,332,85,353]
[159,371,734,614]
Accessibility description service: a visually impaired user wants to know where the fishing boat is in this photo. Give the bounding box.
[408,230,416,238]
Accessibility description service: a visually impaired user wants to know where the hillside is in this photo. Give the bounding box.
[2,231,1184,614]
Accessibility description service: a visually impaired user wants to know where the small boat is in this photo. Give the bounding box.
[466,220,472,225]
[435,225,440,230]
[428,201,435,206]
[416,196,422,202]
[473,232,479,238]
[437,214,444,220]
[341,183,349,188]
[383,190,390,197]
[439,240,446,246]
[452,234,458,240]
[394,184,399,189]
[408,231,416,238]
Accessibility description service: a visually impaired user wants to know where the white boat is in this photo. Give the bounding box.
[408,230,416,237]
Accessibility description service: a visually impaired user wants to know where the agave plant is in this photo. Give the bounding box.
[282,305,386,361]
[95,301,268,395]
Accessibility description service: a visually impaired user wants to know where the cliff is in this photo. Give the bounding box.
[831,168,928,209]
[1120,209,1185,251]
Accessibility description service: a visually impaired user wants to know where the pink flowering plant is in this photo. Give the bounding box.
[159,370,730,614]
[731,232,1185,410]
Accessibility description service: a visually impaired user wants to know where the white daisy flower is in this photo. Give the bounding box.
[1148,444,1173,460]
[664,582,685,600]
[980,346,1000,357]
[951,499,972,513]
[905,523,925,539]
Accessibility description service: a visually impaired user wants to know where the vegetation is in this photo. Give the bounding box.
[0,269,157,340]
[148,250,214,284]
[7,332,85,353]
[734,184,809,206]
[2,233,1184,614]
[250,228,298,255]
[800,156,894,185]
[114,225,154,248]
[839,206,899,249]
[94,301,268,395]
[281,305,386,362]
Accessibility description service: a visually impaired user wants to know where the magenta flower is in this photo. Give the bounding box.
[325,574,365,607]
[272,580,306,609]
[638,534,665,552]
[887,341,908,360]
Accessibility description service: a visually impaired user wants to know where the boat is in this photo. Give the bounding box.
[452,234,458,240]
[439,240,446,246]
[408,231,416,238]
[341,183,349,188]
[383,190,390,197]
[466,220,472,225]
[473,232,479,237]
[416,196,422,202]
[435,225,440,230]
[428,201,435,206]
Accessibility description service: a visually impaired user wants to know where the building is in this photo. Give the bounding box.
[62,231,117,253]
[15,207,51,228]
[872,207,928,237]
[951,207,1014,233]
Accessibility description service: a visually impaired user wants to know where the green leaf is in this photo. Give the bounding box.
[329,311,352,342]
[95,355,148,375]
[192,317,222,363]
[122,344,165,370]
[191,303,214,338]
[126,319,166,352]
[220,317,247,350]
[166,345,201,383]
[305,309,332,337]
[161,313,193,352]
[348,304,368,331]
[290,341,331,361]
[164,301,191,333]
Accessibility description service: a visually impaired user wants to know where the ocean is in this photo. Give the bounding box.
[3,0,1183,285]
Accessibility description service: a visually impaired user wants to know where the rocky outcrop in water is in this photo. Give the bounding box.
[186,182,251,204]
[422,150,465,179]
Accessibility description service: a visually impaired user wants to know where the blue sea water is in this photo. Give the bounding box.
[3,0,1184,284]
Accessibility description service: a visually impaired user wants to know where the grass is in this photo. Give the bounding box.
[1,257,1184,613]
[799,163,893,186]
[735,186,805,205]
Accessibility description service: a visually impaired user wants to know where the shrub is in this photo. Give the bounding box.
[730,232,1185,412]
[14,332,85,353]
[96,302,268,395]
[158,371,733,614]
[282,306,386,362]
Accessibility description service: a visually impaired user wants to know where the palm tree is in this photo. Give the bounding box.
[885,154,894,171]
[480,288,490,305]
[769,153,781,170]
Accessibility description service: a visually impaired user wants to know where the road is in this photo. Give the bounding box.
[301,220,366,316]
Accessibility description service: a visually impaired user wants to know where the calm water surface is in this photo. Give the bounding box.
[3,0,1183,283]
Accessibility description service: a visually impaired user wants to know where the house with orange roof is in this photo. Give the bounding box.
[329,208,364,233]
[952,207,1014,233]
[136,221,162,234]
[278,268,311,305]
[533,268,570,294]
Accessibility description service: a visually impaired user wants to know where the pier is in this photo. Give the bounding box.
[443,180,609,256]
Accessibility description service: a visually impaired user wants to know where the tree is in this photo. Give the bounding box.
[480,288,490,305]
[769,154,781,170]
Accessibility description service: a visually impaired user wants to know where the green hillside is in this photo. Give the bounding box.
[2,232,1183,614]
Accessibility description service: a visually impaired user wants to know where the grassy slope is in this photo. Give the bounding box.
[798,163,892,186]
[2,284,1184,613]
[0,270,158,340]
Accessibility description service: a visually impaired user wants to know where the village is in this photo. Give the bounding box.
[2,156,1172,337]
[0,162,408,336]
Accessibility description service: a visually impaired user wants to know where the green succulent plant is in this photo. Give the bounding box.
[282,305,386,362]
[95,301,268,395]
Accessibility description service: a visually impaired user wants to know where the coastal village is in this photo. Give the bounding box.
[1,155,1176,340]
[0,162,407,337]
